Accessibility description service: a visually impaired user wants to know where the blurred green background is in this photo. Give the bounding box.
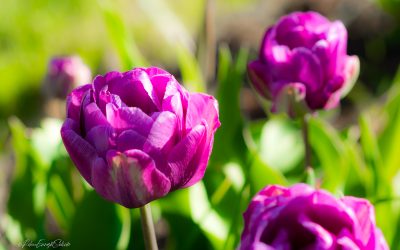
[2,0,400,249]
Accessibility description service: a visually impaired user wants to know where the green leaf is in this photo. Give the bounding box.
[248,153,287,194]
[31,118,63,168]
[3,214,23,245]
[47,175,75,231]
[258,117,304,172]
[342,137,372,197]
[189,181,229,249]
[212,45,248,165]
[100,1,148,69]
[158,188,191,218]
[359,114,388,195]
[68,191,122,250]
[116,205,131,250]
[7,117,40,234]
[360,113,397,246]
[8,117,29,178]
[177,45,205,92]
[379,68,400,178]
[308,117,348,192]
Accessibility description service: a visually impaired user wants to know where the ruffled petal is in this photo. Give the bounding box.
[180,122,209,188]
[117,130,147,152]
[185,93,220,133]
[247,60,274,99]
[275,11,329,49]
[92,71,123,103]
[299,214,334,249]
[83,102,108,132]
[61,118,98,183]
[341,197,377,248]
[66,84,91,122]
[313,21,348,82]
[106,69,158,113]
[92,149,171,208]
[106,104,153,135]
[337,230,360,250]
[144,111,177,152]
[167,124,206,187]
[339,55,359,98]
[85,125,114,157]
[289,47,323,92]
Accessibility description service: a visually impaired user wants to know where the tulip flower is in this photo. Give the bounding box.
[248,11,359,116]
[61,67,220,208]
[239,184,388,250]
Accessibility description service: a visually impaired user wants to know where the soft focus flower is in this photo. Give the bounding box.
[239,184,388,250]
[43,56,91,99]
[61,67,220,208]
[248,11,359,116]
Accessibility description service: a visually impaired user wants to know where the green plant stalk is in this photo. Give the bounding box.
[301,115,312,170]
[139,203,158,250]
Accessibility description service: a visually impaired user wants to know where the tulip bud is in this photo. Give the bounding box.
[43,56,91,99]
[248,11,359,117]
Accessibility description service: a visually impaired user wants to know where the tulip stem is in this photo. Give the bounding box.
[140,203,158,250]
[301,115,312,170]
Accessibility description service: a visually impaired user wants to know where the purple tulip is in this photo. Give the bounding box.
[248,11,359,116]
[44,56,91,99]
[239,184,388,250]
[61,67,220,208]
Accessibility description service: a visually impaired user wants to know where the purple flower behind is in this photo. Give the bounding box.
[61,67,220,208]
[248,11,359,116]
[44,56,91,99]
[239,184,388,250]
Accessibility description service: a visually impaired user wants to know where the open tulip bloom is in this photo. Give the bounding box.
[239,184,389,250]
[61,67,220,208]
[248,11,360,117]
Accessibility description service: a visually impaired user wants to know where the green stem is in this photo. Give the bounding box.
[199,0,216,84]
[140,203,158,250]
[301,115,312,170]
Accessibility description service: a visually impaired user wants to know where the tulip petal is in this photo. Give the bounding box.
[180,124,209,188]
[186,93,220,132]
[275,12,329,49]
[93,72,123,102]
[107,69,158,113]
[66,84,91,122]
[145,111,177,152]
[313,21,348,82]
[290,47,323,92]
[299,214,334,248]
[92,149,171,208]
[339,55,360,98]
[337,230,360,250]
[168,124,206,187]
[61,118,98,183]
[341,197,376,248]
[247,60,274,99]
[106,104,153,135]
[144,66,170,76]
[117,130,147,152]
[98,89,126,115]
[83,103,108,132]
[162,93,185,134]
[85,125,114,157]
[150,74,169,104]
